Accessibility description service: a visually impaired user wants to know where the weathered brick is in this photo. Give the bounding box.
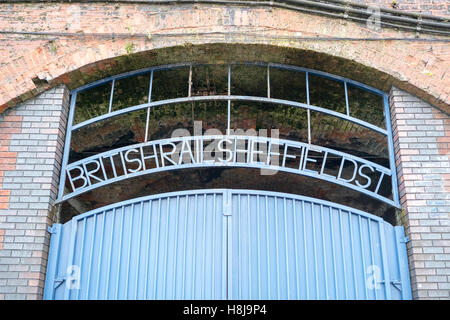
[391,87,450,300]
[0,86,68,300]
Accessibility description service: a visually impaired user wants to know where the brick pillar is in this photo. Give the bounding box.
[390,87,450,300]
[0,85,69,300]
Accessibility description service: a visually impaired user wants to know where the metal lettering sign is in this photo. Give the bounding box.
[57,62,400,208]
[63,135,395,206]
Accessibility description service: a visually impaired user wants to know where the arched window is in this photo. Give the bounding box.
[58,62,399,223]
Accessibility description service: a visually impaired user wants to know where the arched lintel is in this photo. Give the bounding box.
[8,43,448,116]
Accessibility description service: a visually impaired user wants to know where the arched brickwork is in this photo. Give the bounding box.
[0,2,448,115]
[0,1,449,300]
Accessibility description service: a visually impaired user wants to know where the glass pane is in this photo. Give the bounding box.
[192,64,228,96]
[147,103,192,141]
[151,67,189,102]
[270,67,307,104]
[230,64,266,97]
[348,84,385,129]
[69,109,148,163]
[193,101,228,134]
[231,101,308,142]
[310,112,389,166]
[309,74,346,113]
[111,73,150,112]
[73,81,112,125]
[147,101,227,141]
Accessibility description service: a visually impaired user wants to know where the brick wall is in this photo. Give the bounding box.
[390,87,450,300]
[0,86,69,300]
[0,2,448,116]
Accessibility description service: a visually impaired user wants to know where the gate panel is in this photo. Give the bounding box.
[228,190,412,300]
[44,189,412,300]
[44,191,225,300]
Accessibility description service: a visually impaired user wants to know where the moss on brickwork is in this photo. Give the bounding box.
[61,44,392,93]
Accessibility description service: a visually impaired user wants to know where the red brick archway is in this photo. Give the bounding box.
[0,2,448,115]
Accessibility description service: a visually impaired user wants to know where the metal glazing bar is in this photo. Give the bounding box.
[148,71,153,103]
[57,92,77,200]
[72,62,383,96]
[383,95,400,206]
[267,65,270,99]
[145,71,153,142]
[108,80,115,114]
[72,62,191,94]
[188,64,192,97]
[227,64,231,135]
[306,72,312,144]
[267,62,386,96]
[344,82,350,116]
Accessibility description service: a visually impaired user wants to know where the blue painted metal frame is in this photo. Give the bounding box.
[57,62,400,209]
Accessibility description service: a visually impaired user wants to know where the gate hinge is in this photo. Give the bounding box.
[391,280,402,291]
[54,277,66,289]
[378,279,402,291]
[223,191,232,216]
[400,236,410,243]
[47,226,58,234]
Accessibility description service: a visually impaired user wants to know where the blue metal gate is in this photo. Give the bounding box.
[44,189,412,300]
